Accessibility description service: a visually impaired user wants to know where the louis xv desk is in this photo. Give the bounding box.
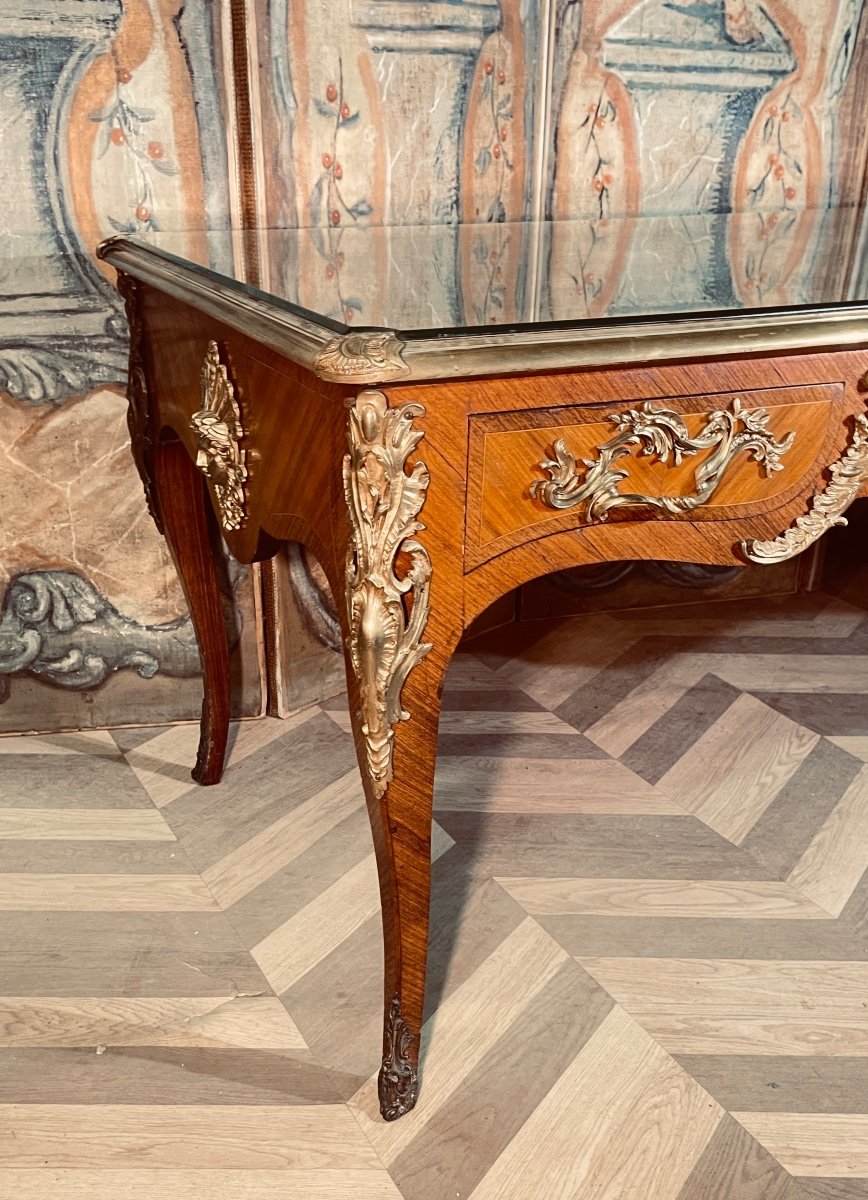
[98,218,868,1121]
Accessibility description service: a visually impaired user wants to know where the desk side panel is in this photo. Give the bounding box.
[138,286,358,712]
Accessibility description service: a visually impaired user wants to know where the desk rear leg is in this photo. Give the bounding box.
[153,438,231,786]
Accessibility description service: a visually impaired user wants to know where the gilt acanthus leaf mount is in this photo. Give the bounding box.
[344,390,432,798]
[191,341,248,532]
[315,332,410,384]
[741,413,868,563]
[532,398,795,523]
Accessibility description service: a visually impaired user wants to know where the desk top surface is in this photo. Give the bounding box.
[98,210,868,385]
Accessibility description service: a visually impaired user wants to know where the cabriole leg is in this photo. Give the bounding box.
[153,438,230,785]
[347,647,453,1120]
[341,387,456,1118]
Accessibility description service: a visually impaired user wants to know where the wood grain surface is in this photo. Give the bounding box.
[3,578,868,1194]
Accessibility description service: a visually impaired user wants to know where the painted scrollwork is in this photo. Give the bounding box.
[343,389,432,798]
[315,332,409,384]
[0,566,245,704]
[0,570,202,698]
[0,347,119,407]
[378,996,418,1121]
[532,398,795,523]
[741,414,868,564]
[191,341,248,532]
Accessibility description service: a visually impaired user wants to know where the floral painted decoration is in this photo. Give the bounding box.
[471,229,511,324]
[565,86,620,315]
[90,54,178,234]
[743,91,804,300]
[474,56,514,224]
[308,59,373,323]
[580,89,617,223]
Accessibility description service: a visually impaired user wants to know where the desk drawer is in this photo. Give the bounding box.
[465,382,844,568]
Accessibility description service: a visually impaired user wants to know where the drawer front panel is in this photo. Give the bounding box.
[466,383,843,567]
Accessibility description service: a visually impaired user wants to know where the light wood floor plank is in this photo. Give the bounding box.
[466,1006,723,1200]
[124,724,205,809]
[0,809,175,841]
[442,710,581,734]
[0,1105,382,1170]
[435,758,684,813]
[613,601,866,641]
[675,1111,823,1200]
[0,874,219,911]
[202,769,364,908]
[497,878,831,919]
[578,959,868,1015]
[350,917,570,1164]
[494,615,635,708]
[325,709,580,736]
[657,694,818,843]
[712,655,868,695]
[0,731,120,757]
[0,1170,402,1200]
[581,635,866,762]
[584,659,707,758]
[827,737,868,763]
[787,768,868,917]
[127,714,314,809]
[732,1114,868,1177]
[252,823,453,995]
[641,1014,868,1057]
[383,959,614,1200]
[0,995,305,1049]
[439,655,507,689]
[252,854,379,995]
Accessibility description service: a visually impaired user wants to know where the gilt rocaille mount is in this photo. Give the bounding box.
[378,996,419,1121]
[316,332,410,384]
[532,398,795,522]
[343,389,432,798]
[191,341,248,532]
[742,413,868,563]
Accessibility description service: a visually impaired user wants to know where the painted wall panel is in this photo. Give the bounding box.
[0,1,264,730]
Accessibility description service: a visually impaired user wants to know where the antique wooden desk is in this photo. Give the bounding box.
[99,221,868,1121]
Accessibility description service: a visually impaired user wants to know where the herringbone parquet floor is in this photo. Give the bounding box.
[2,582,868,1198]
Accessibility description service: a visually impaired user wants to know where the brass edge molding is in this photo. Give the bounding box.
[378,996,418,1121]
[532,398,795,523]
[343,389,432,798]
[315,332,410,384]
[191,341,249,532]
[399,307,868,381]
[97,238,328,369]
[98,239,868,384]
[740,413,868,564]
[116,271,163,533]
